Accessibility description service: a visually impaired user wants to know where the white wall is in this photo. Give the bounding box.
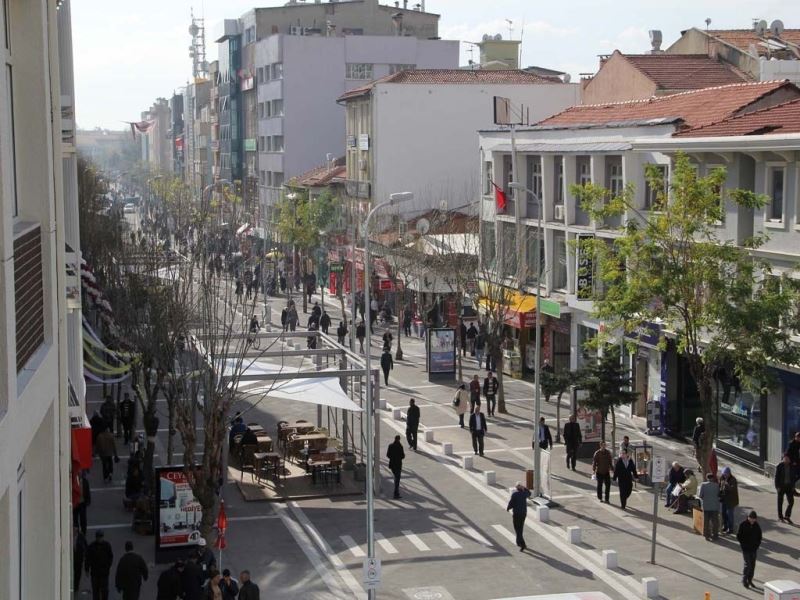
[373,83,581,213]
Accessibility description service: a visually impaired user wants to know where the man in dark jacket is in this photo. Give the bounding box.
[356,321,366,353]
[786,431,800,484]
[119,392,136,445]
[337,320,348,345]
[100,396,117,434]
[483,371,499,416]
[469,407,488,456]
[466,322,478,355]
[220,569,239,600]
[238,570,260,600]
[563,414,582,471]
[320,311,331,334]
[736,510,762,588]
[73,470,91,534]
[775,453,795,523]
[592,442,613,503]
[85,530,114,600]
[405,398,420,450]
[156,560,184,600]
[387,435,406,499]
[194,538,216,583]
[180,556,204,600]
[692,417,705,462]
[73,527,87,594]
[380,349,394,386]
[537,416,553,450]
[506,483,531,551]
[115,540,148,600]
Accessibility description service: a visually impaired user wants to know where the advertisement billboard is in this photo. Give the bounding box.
[155,466,203,553]
[428,328,456,378]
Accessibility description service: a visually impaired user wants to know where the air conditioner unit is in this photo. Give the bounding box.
[358,159,367,171]
[554,204,565,220]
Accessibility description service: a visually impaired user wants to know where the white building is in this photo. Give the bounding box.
[338,69,580,214]
[0,0,81,597]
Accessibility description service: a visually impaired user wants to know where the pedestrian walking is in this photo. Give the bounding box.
[613,451,637,510]
[320,310,331,334]
[507,482,532,551]
[356,321,366,353]
[483,371,498,416]
[387,435,405,499]
[698,473,721,541]
[563,414,582,471]
[469,406,487,456]
[382,329,393,351]
[618,435,631,457]
[100,395,116,434]
[85,530,114,600]
[280,307,288,331]
[96,426,119,482]
[474,332,485,366]
[157,560,185,600]
[536,417,553,450]
[115,540,149,600]
[235,278,244,302]
[220,569,239,600]
[73,468,91,534]
[786,431,800,485]
[719,466,740,533]
[592,442,613,503]
[238,570,260,600]
[692,417,705,465]
[181,556,204,600]
[119,392,136,445]
[73,527,87,594]
[736,510,762,588]
[775,453,795,523]
[466,322,478,356]
[287,305,298,332]
[453,384,469,428]
[403,308,412,337]
[469,374,481,412]
[406,398,420,450]
[380,348,394,386]
[194,537,217,583]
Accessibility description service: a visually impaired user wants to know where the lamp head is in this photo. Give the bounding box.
[389,192,413,206]
[508,182,526,191]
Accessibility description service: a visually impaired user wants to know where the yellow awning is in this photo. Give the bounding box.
[478,288,537,328]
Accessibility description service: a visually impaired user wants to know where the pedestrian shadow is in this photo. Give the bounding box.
[522,547,595,579]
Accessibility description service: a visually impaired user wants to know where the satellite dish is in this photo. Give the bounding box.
[482,34,490,42]
[754,19,768,36]
[494,33,502,41]
[416,218,430,235]
[189,23,199,37]
[771,19,785,37]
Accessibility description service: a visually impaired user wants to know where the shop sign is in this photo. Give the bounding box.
[539,298,561,318]
[358,133,369,150]
[155,466,203,551]
[379,279,393,291]
[576,233,594,300]
[625,321,662,348]
[465,279,478,294]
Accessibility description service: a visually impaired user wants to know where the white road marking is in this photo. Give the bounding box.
[491,524,518,544]
[375,532,398,554]
[463,526,493,547]
[433,529,462,550]
[227,514,280,522]
[88,523,132,530]
[401,530,430,552]
[340,535,366,558]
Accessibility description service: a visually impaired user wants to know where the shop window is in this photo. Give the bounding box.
[715,367,761,457]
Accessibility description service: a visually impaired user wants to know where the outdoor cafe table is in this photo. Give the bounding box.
[254,452,281,484]
[284,422,315,434]
[255,433,272,453]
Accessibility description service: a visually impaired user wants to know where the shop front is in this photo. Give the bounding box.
[623,321,664,419]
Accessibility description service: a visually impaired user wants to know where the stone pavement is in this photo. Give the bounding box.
[76,285,799,599]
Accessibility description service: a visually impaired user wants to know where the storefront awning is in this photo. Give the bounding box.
[479,290,537,329]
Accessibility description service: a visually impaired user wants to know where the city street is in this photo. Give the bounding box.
[81,281,799,600]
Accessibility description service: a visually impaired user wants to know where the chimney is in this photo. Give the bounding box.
[648,30,663,53]
[403,0,407,8]
[391,12,403,36]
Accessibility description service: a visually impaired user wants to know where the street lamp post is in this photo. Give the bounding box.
[508,181,545,501]
[364,191,413,600]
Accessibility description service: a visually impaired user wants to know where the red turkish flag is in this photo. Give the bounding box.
[491,182,507,212]
[214,500,228,549]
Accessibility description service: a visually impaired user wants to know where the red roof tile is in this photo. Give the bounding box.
[539,80,796,130]
[705,29,800,57]
[338,69,560,102]
[289,157,346,188]
[622,53,749,90]
[675,97,800,137]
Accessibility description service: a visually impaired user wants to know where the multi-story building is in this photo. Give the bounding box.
[140,97,172,174]
[337,69,580,214]
[0,0,82,596]
[477,81,800,447]
[170,92,185,175]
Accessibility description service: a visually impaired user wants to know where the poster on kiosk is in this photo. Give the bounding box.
[427,328,456,382]
[155,465,203,562]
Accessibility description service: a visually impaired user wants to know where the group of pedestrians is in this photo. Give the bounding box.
[76,532,148,600]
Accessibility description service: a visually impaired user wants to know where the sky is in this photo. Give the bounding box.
[72,0,800,130]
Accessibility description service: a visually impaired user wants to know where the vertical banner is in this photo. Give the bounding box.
[155,466,203,557]
[576,233,595,300]
[427,328,456,381]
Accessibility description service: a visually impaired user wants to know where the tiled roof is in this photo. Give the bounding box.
[338,69,559,102]
[538,80,795,130]
[622,53,749,90]
[675,97,800,137]
[705,29,800,56]
[288,157,346,188]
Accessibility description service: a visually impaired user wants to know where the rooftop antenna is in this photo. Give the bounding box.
[704,18,711,55]
[519,18,525,68]
[505,19,514,40]
[188,8,208,80]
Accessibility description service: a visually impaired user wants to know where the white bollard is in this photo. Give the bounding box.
[424,430,435,443]
[536,506,550,523]
[443,442,454,456]
[602,549,618,569]
[484,471,496,485]
[641,577,658,598]
[566,526,581,544]
[392,408,402,420]
[286,339,294,349]
[463,456,473,470]
[378,398,387,411]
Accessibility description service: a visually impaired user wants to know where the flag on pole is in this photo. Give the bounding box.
[126,120,156,140]
[491,181,507,212]
[214,500,227,550]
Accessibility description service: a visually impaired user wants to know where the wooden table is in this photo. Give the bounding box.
[247,423,265,433]
[284,422,315,435]
[254,452,282,483]
[255,433,272,453]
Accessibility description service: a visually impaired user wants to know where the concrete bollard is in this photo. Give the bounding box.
[286,339,294,349]
[424,430,435,443]
[392,408,402,420]
[566,526,581,544]
[536,506,550,523]
[463,456,473,470]
[484,471,496,485]
[642,577,658,598]
[602,549,618,569]
[443,442,454,456]
[378,398,387,411]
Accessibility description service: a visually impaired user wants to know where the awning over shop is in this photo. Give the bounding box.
[479,290,537,329]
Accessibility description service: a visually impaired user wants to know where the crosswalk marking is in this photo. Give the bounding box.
[401,530,431,552]
[463,526,493,547]
[433,529,462,550]
[375,532,398,554]
[339,535,365,558]
[491,524,517,544]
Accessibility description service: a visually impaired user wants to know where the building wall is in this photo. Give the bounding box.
[581,54,657,104]
[371,82,581,213]
[667,28,763,81]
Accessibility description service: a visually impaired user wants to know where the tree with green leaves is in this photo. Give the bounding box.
[572,152,800,473]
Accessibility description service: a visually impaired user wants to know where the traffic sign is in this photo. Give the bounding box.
[363,557,381,587]
[539,298,561,318]
[330,262,344,273]
[651,455,666,482]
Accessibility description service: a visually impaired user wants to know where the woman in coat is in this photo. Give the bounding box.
[612,451,637,510]
[719,466,740,534]
[453,384,470,428]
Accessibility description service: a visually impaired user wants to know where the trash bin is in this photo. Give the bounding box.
[764,580,800,600]
[354,462,367,482]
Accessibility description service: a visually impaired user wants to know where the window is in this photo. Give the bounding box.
[525,228,545,286]
[607,160,623,197]
[643,164,668,211]
[706,164,725,221]
[271,99,283,116]
[271,63,283,79]
[767,166,785,222]
[501,222,517,278]
[258,136,265,151]
[481,222,496,269]
[526,156,542,218]
[273,172,284,188]
[244,26,255,45]
[552,232,567,290]
[346,63,373,80]
[3,1,16,217]
[389,63,415,75]
[555,156,564,204]
[578,158,591,186]
[483,161,493,195]
[259,170,266,186]
[257,102,264,118]
[272,135,284,152]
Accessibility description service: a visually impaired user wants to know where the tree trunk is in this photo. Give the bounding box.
[395,303,403,362]
[556,391,563,443]
[610,406,617,454]
[688,356,715,476]
[600,410,607,444]
[496,351,506,414]
[166,391,176,465]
